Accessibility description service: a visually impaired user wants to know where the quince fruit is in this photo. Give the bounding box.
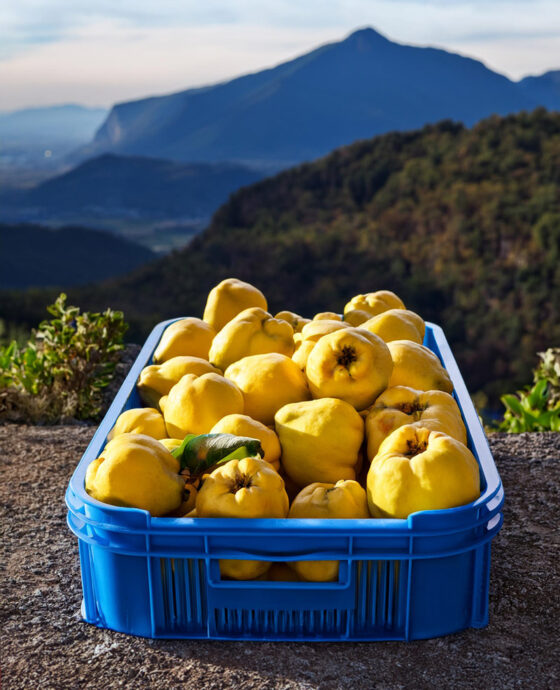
[160,372,244,438]
[367,425,480,518]
[313,312,342,321]
[344,290,405,326]
[153,318,216,362]
[292,338,317,370]
[137,356,221,408]
[209,307,294,371]
[305,327,393,410]
[365,386,467,459]
[85,433,184,516]
[275,398,364,487]
[288,480,369,582]
[159,437,183,453]
[387,340,453,393]
[203,278,267,332]
[300,319,351,341]
[361,309,425,345]
[292,319,351,369]
[275,310,311,333]
[196,456,289,579]
[210,413,282,471]
[107,407,167,441]
[267,563,301,581]
[225,352,310,425]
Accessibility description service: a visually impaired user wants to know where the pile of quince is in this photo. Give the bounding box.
[86,278,481,581]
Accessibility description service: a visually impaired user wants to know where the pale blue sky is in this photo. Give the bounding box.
[1,0,559,110]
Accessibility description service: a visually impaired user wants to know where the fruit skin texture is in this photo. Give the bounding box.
[203,278,267,332]
[275,397,364,487]
[225,353,310,426]
[313,312,342,321]
[300,319,351,341]
[209,307,294,371]
[210,413,282,471]
[344,290,405,326]
[305,327,393,411]
[275,311,310,333]
[292,319,351,370]
[107,407,167,441]
[153,318,216,363]
[292,339,317,370]
[361,309,425,345]
[387,340,453,393]
[159,437,183,453]
[367,425,480,519]
[160,372,244,438]
[137,356,221,408]
[196,456,289,579]
[288,480,370,582]
[365,386,467,460]
[85,433,184,516]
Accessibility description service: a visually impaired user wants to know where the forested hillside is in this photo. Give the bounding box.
[2,109,559,401]
[0,224,155,288]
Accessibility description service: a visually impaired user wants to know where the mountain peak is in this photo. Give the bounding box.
[345,27,389,44]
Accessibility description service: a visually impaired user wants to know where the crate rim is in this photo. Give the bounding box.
[66,318,504,534]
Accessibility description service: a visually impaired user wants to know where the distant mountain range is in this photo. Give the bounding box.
[0,154,264,251]
[0,223,154,289]
[518,70,560,106]
[2,154,263,217]
[5,110,555,402]
[0,104,108,146]
[83,28,560,169]
[0,104,109,187]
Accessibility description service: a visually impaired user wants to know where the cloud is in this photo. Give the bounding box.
[0,22,343,109]
[0,1,559,109]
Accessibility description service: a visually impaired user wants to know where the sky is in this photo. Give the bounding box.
[1,0,559,111]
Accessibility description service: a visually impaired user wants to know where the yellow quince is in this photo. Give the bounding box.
[85,433,184,516]
[313,311,342,321]
[225,353,310,425]
[153,318,216,363]
[367,425,480,518]
[288,480,370,582]
[267,563,301,581]
[275,398,364,487]
[361,309,425,345]
[209,307,294,371]
[196,457,289,579]
[365,386,467,460]
[292,319,351,369]
[137,356,221,408]
[275,310,311,333]
[305,327,393,410]
[160,372,244,438]
[107,407,167,441]
[159,437,183,453]
[387,340,453,393]
[210,413,282,471]
[344,290,405,326]
[203,278,267,332]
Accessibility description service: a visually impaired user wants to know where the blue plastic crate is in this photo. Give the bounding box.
[66,321,504,641]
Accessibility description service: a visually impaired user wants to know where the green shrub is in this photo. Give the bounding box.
[499,348,560,432]
[0,294,127,423]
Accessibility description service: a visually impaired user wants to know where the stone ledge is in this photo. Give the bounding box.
[0,427,558,689]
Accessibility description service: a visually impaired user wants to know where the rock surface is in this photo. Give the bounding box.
[0,428,558,689]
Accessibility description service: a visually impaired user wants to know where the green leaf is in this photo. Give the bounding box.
[501,394,524,417]
[526,379,548,408]
[171,434,198,460]
[172,433,263,475]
